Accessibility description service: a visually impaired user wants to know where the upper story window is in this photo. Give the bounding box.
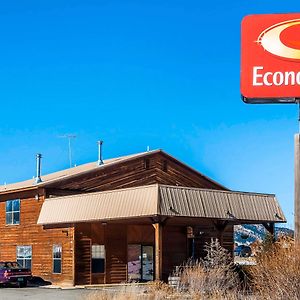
[6,199,20,225]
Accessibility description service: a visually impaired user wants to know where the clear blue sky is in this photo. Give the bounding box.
[0,0,299,227]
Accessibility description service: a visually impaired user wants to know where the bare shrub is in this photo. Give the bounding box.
[250,237,300,300]
[176,239,241,299]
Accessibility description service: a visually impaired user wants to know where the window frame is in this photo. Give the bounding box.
[6,199,20,225]
[53,244,62,274]
[16,245,32,270]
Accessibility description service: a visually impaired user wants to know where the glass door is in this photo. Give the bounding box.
[128,244,141,281]
[128,245,154,282]
[142,246,154,281]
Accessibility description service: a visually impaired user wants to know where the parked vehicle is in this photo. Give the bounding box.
[0,262,32,287]
[234,245,252,257]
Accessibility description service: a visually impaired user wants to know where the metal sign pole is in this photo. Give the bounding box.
[295,133,300,242]
[295,102,300,243]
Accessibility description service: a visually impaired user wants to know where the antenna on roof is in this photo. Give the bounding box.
[59,134,77,168]
[147,146,150,152]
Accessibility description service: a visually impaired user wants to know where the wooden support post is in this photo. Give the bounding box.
[152,223,163,281]
[216,224,224,247]
[263,222,275,242]
[213,221,228,247]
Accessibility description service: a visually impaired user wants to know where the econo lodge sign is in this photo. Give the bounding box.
[241,13,300,103]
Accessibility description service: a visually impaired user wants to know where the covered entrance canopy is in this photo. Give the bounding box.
[38,184,285,225]
[37,184,285,283]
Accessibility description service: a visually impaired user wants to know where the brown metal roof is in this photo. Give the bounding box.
[159,185,285,222]
[37,184,286,225]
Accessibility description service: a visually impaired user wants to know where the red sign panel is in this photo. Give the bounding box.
[241,13,300,103]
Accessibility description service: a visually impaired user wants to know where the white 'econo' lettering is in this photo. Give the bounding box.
[252,66,300,86]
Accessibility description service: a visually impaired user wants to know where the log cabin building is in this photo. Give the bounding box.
[0,149,285,286]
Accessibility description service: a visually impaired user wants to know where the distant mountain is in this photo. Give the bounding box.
[234,224,294,245]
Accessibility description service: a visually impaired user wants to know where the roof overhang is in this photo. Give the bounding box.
[37,184,286,225]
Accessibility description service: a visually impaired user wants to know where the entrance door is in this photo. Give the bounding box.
[128,245,154,282]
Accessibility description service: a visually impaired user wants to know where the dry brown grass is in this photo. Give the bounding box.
[249,237,300,300]
[86,282,183,300]
[86,284,241,300]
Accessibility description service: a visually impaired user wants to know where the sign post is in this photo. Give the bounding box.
[241,13,300,241]
[295,134,300,241]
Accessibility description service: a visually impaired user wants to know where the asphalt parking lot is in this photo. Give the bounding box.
[0,287,95,300]
[0,285,147,300]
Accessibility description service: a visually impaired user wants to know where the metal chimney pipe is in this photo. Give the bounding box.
[97,141,103,165]
[35,153,42,184]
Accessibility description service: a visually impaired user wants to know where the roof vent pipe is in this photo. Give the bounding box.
[35,153,42,184]
[97,140,103,165]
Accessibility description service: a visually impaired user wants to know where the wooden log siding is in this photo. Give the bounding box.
[105,224,127,284]
[45,153,224,194]
[75,223,105,285]
[0,193,74,285]
[162,226,188,281]
[48,157,158,192]
[155,157,224,190]
[75,238,91,285]
[127,225,154,244]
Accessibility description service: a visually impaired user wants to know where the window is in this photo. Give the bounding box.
[92,245,105,273]
[53,244,62,274]
[17,246,32,270]
[6,199,20,225]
